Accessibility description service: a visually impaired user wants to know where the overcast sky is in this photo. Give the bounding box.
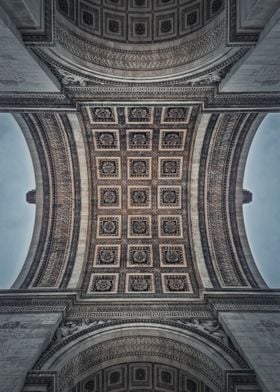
[244,113,280,288]
[0,114,35,288]
[0,113,279,289]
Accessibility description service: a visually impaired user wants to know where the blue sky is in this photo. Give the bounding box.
[0,113,279,289]
[244,114,280,288]
[0,114,35,288]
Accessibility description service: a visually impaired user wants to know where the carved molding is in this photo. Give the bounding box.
[30,317,252,390]
[57,336,224,391]
[1,88,280,111]
[17,113,80,288]
[199,113,266,288]
[55,15,226,74]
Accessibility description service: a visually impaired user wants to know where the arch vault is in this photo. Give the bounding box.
[0,1,280,391]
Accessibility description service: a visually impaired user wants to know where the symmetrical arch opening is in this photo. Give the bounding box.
[8,109,269,293]
[34,322,247,391]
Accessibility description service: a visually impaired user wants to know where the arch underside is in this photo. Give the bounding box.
[49,0,232,82]
[15,106,266,296]
[30,322,251,392]
[1,2,280,392]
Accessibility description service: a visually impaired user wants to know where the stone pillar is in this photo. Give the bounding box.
[220,8,280,93]
[0,0,43,29]
[219,312,280,392]
[0,3,59,92]
[237,0,280,31]
[0,312,61,392]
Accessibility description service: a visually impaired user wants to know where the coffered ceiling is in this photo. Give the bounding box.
[57,0,225,44]
[81,105,200,298]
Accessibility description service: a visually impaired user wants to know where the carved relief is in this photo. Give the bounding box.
[159,245,187,267]
[162,273,192,293]
[158,216,183,238]
[93,130,120,151]
[128,216,152,239]
[89,274,119,294]
[161,107,191,123]
[93,245,121,268]
[96,216,122,239]
[128,186,152,209]
[159,130,187,151]
[158,157,183,179]
[126,274,155,293]
[88,107,117,123]
[127,130,153,151]
[158,186,182,209]
[96,157,121,179]
[128,157,152,180]
[127,245,153,267]
[176,319,229,346]
[97,186,122,209]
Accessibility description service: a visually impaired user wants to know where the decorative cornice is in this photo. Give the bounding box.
[0,93,72,111]
[206,291,280,313]
[35,46,247,87]
[0,292,76,314]
[0,88,280,111]
[0,290,279,314]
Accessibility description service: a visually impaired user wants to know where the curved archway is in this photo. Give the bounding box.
[1,112,82,291]
[196,112,267,289]
[75,361,213,392]
[34,321,248,391]
[37,0,248,84]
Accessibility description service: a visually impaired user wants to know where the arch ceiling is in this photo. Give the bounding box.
[32,322,248,391]
[57,0,225,44]
[36,0,245,82]
[14,107,266,296]
[0,2,279,391]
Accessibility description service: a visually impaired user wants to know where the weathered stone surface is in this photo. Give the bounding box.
[0,4,59,92]
[221,9,280,92]
[0,313,61,392]
[238,0,280,31]
[220,312,280,392]
[0,2,279,392]
[0,0,43,29]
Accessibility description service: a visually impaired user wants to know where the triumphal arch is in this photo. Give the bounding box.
[0,0,280,391]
